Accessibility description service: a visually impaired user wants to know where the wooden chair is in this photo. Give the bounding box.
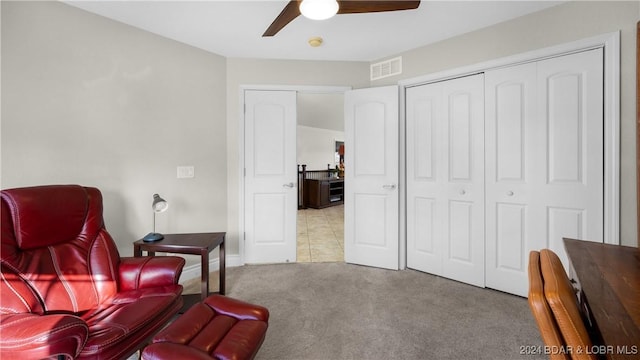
[528,250,571,360]
[540,249,597,360]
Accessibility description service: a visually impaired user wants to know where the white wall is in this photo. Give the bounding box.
[297,125,344,170]
[1,1,228,263]
[297,92,344,131]
[297,92,345,170]
[371,1,639,246]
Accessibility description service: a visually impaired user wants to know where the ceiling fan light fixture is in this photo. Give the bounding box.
[299,0,339,20]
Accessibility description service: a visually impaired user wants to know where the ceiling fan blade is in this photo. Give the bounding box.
[263,0,420,37]
[337,0,420,14]
[263,0,301,37]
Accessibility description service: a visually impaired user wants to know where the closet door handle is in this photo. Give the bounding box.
[507,191,514,196]
[283,182,295,188]
[382,184,397,190]
[460,190,466,195]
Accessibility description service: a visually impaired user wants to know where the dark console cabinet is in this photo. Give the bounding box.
[304,178,344,209]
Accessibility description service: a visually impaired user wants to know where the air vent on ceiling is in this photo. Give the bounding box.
[370,56,402,81]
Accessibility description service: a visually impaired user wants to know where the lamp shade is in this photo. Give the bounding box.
[152,194,168,213]
[299,0,339,20]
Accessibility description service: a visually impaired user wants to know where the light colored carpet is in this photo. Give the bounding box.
[186,262,546,360]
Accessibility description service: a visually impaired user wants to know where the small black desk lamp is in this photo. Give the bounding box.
[142,193,168,242]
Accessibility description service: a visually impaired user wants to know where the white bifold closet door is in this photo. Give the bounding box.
[485,49,603,297]
[406,74,485,287]
[407,48,604,297]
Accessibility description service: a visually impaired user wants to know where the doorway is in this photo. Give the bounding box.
[296,92,345,263]
[241,86,350,265]
[242,85,400,269]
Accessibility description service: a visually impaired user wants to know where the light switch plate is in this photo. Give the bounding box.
[177,166,195,179]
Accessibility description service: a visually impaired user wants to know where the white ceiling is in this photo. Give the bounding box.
[64,0,563,62]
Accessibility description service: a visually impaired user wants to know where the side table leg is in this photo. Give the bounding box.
[219,237,225,295]
[201,248,209,301]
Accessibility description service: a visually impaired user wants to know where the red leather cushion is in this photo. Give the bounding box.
[80,286,183,358]
[147,296,269,360]
[1,185,111,312]
[0,313,89,359]
[1,185,88,250]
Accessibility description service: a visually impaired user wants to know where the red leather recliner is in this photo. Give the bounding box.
[0,185,186,359]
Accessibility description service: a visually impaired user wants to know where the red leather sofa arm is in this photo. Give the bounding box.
[0,313,89,360]
[204,294,270,322]
[119,256,185,291]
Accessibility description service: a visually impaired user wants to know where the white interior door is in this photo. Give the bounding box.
[406,74,485,287]
[344,86,399,270]
[485,49,604,296]
[244,90,297,264]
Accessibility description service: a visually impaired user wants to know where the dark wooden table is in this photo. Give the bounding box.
[134,232,225,311]
[563,238,640,359]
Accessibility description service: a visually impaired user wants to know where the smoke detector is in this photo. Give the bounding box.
[308,37,323,47]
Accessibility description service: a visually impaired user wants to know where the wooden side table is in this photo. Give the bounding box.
[564,238,640,358]
[133,232,225,311]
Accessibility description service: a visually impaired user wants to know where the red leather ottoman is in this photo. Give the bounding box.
[142,295,269,360]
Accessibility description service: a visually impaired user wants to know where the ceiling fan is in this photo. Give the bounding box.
[263,0,421,37]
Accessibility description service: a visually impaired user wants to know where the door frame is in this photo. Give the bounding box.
[239,85,351,264]
[398,31,621,270]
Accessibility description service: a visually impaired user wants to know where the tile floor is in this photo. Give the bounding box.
[296,204,344,263]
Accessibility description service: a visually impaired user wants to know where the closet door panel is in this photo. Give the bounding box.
[495,203,526,271]
[547,74,583,183]
[547,207,585,252]
[448,200,473,262]
[406,84,444,275]
[537,48,604,270]
[486,49,604,297]
[407,74,484,287]
[413,197,437,252]
[441,75,485,288]
[495,82,526,181]
[485,62,538,297]
[448,92,472,181]
[413,97,436,180]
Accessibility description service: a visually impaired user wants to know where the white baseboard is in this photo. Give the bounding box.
[178,254,242,285]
